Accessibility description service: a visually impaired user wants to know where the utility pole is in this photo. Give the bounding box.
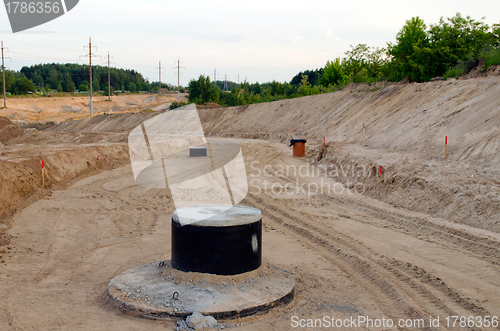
[223,74,228,91]
[80,37,101,116]
[173,58,184,101]
[158,60,161,94]
[107,52,111,100]
[214,68,216,87]
[102,54,115,101]
[237,74,240,85]
[177,58,180,101]
[1,42,11,108]
[1,41,6,108]
[156,61,166,95]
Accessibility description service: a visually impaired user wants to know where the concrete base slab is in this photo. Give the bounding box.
[108,260,294,320]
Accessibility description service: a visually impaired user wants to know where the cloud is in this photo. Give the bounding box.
[326,30,342,40]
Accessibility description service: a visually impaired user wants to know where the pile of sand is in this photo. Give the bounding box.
[0,117,24,143]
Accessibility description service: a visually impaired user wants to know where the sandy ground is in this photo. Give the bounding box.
[0,92,187,123]
[199,76,500,235]
[1,138,499,330]
[0,76,500,330]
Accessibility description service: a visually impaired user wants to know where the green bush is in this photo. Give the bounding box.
[187,75,220,104]
[168,100,189,110]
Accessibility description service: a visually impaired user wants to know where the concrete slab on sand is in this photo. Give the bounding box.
[108,260,294,320]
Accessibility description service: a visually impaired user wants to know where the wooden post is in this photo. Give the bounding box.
[445,136,448,159]
[379,165,383,183]
[41,160,44,187]
[363,123,365,145]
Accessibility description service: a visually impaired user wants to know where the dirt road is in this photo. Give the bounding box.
[1,138,499,330]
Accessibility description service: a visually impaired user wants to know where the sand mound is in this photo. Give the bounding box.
[0,117,24,143]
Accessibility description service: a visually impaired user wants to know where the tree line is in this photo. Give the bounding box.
[0,63,160,95]
[188,13,500,106]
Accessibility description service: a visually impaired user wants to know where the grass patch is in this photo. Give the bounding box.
[168,100,189,110]
[444,60,476,79]
[444,67,465,79]
[480,48,500,70]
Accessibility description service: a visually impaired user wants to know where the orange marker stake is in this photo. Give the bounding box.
[379,165,383,183]
[445,136,448,159]
[323,137,326,149]
[41,160,45,187]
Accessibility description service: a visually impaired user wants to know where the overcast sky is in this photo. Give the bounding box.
[0,0,499,86]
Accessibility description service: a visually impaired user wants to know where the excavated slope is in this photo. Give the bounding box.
[198,77,500,172]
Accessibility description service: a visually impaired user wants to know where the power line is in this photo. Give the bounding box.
[8,52,76,62]
[0,36,80,52]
